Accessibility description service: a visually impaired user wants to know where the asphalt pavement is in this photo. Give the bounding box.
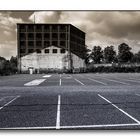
[0,73,140,129]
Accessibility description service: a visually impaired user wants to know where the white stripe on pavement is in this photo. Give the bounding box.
[135,94,140,97]
[98,94,140,124]
[59,79,62,86]
[56,95,61,129]
[87,78,107,85]
[74,78,85,85]
[0,96,20,110]
[101,77,130,85]
[43,75,52,78]
[2,123,140,129]
[115,77,140,83]
[24,79,46,86]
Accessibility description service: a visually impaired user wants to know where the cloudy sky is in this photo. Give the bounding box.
[1,11,140,59]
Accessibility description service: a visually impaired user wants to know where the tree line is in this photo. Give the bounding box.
[86,43,140,64]
[86,43,140,73]
[1,42,140,75]
[0,56,17,76]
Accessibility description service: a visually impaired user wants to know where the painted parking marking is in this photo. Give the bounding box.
[87,77,107,85]
[59,79,62,86]
[0,96,20,110]
[43,75,52,78]
[2,123,140,129]
[115,77,140,84]
[60,123,140,129]
[74,78,85,85]
[24,79,46,86]
[56,95,61,129]
[0,96,18,102]
[101,77,130,85]
[135,94,140,97]
[98,94,140,124]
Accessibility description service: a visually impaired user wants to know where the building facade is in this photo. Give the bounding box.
[17,23,86,73]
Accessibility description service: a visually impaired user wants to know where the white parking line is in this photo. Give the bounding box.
[0,96,20,110]
[43,75,52,78]
[24,79,46,86]
[61,123,140,129]
[59,79,62,86]
[3,123,140,129]
[74,78,85,85]
[101,77,130,85]
[87,78,107,85]
[115,78,140,84]
[135,94,140,97]
[56,95,61,129]
[98,94,140,124]
[0,96,18,102]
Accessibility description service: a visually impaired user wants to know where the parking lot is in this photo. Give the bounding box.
[1,73,140,129]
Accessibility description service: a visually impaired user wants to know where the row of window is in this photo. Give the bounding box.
[19,25,68,32]
[20,41,66,47]
[20,48,66,54]
[19,33,67,40]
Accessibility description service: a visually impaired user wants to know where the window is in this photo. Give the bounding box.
[20,41,26,47]
[60,49,66,54]
[52,33,58,40]
[53,49,57,53]
[44,26,50,32]
[44,41,50,47]
[36,33,42,40]
[28,41,34,47]
[44,33,50,40]
[52,25,58,32]
[36,25,42,32]
[20,33,26,40]
[44,49,49,53]
[36,41,42,47]
[19,25,26,32]
[28,33,34,40]
[27,25,34,32]
[60,33,66,40]
[36,49,41,53]
[60,41,66,46]
[60,25,67,32]
[28,49,34,53]
[52,41,58,46]
[20,49,26,53]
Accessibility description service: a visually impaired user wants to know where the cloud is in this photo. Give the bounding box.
[2,11,140,59]
[29,11,61,23]
[0,41,17,59]
[0,12,23,31]
[0,12,24,59]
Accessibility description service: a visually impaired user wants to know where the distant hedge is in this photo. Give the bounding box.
[86,66,140,73]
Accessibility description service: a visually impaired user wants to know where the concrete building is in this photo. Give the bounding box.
[17,23,87,73]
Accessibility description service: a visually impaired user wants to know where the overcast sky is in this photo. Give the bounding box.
[1,11,140,59]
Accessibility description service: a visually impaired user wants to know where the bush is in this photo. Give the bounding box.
[87,65,140,73]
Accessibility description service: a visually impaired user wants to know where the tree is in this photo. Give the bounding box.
[103,46,116,63]
[131,51,140,63]
[0,56,6,75]
[10,56,18,74]
[90,46,103,64]
[118,43,133,63]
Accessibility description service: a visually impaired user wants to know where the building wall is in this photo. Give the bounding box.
[20,46,69,72]
[71,53,85,69]
[20,45,85,73]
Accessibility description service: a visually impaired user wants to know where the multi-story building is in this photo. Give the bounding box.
[17,23,87,73]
